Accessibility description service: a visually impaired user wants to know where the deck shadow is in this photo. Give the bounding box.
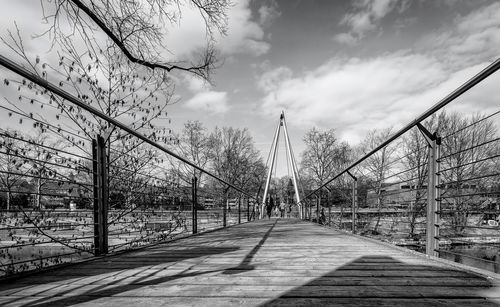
[222,219,278,274]
[0,246,240,306]
[261,255,500,306]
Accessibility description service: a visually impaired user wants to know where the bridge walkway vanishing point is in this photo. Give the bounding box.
[1,219,500,306]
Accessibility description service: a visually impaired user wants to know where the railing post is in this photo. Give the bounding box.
[247,198,250,222]
[352,178,358,233]
[418,124,441,257]
[316,193,320,224]
[426,134,441,257]
[328,205,331,227]
[309,199,312,222]
[92,135,108,256]
[223,189,227,228]
[346,171,358,233]
[238,197,241,224]
[191,176,198,234]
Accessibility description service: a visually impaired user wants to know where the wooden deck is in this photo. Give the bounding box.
[1,219,499,306]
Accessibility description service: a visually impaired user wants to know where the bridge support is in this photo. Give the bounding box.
[238,197,241,224]
[316,193,320,223]
[192,176,198,234]
[417,124,441,257]
[247,199,250,222]
[347,171,358,233]
[261,111,303,218]
[92,135,108,256]
[223,193,227,228]
[309,200,312,222]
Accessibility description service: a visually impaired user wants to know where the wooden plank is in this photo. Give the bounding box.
[9,275,492,287]
[0,218,498,306]
[0,296,496,307]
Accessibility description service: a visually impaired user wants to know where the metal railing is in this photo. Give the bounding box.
[0,55,257,277]
[299,57,500,273]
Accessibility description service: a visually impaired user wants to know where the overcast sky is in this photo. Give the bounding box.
[1,0,500,176]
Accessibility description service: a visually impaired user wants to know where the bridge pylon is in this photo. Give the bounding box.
[261,111,302,219]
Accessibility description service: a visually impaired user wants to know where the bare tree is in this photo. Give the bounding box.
[437,112,499,233]
[300,128,351,187]
[400,116,437,239]
[300,127,351,213]
[272,176,292,203]
[209,126,264,198]
[357,127,397,233]
[27,129,71,209]
[42,0,230,79]
[0,130,31,210]
[170,120,212,189]
[3,34,174,204]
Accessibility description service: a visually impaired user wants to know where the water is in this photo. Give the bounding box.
[438,245,500,274]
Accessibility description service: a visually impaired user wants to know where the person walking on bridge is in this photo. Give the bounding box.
[267,196,274,219]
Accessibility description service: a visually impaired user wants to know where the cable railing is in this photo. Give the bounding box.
[0,55,258,278]
[299,57,500,273]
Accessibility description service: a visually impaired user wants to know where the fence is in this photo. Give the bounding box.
[0,55,255,278]
[300,58,500,273]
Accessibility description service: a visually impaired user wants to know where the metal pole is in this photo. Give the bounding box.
[192,176,198,234]
[352,178,358,233]
[223,190,228,228]
[92,136,108,256]
[316,192,320,224]
[417,124,441,257]
[261,119,281,218]
[346,171,358,233]
[92,139,99,256]
[426,135,441,257]
[247,198,250,222]
[195,179,198,233]
[436,141,441,254]
[309,199,312,222]
[426,139,436,256]
[238,197,241,224]
[328,205,331,227]
[100,136,108,254]
[281,111,302,218]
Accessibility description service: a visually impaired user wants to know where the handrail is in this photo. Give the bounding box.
[0,54,256,200]
[300,57,500,202]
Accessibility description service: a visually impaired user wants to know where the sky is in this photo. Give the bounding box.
[166,0,500,175]
[1,0,500,176]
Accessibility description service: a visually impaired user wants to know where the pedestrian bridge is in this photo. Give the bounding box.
[1,219,499,306]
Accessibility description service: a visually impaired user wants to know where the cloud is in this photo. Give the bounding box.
[182,75,229,115]
[259,55,499,143]
[333,33,358,45]
[418,2,500,67]
[259,53,445,140]
[257,66,293,92]
[184,91,229,114]
[218,0,271,56]
[164,0,272,58]
[259,2,500,143]
[258,0,281,27]
[185,76,210,92]
[334,0,411,44]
